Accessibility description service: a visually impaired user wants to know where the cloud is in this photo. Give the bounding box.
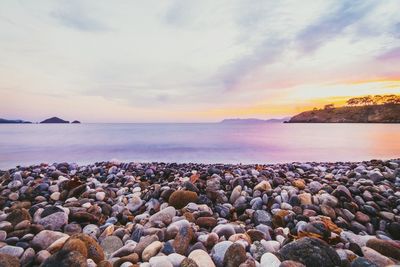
[217,37,288,91]
[296,1,376,53]
[50,1,109,32]
[377,46,400,62]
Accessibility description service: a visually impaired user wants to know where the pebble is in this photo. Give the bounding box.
[0,159,398,267]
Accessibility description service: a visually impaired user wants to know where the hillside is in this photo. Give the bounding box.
[289,104,400,123]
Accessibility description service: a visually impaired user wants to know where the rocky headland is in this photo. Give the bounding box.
[0,159,399,267]
[289,104,400,123]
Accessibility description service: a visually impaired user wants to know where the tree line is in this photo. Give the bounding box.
[346,94,400,106]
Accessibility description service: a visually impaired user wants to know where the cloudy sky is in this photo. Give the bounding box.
[1,0,400,122]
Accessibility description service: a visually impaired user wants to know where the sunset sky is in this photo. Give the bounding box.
[1,0,400,122]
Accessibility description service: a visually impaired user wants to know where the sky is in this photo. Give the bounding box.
[1,0,400,122]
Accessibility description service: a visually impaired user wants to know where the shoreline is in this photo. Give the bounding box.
[0,159,399,266]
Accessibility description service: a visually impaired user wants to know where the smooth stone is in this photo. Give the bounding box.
[366,238,400,261]
[47,236,70,254]
[167,253,185,267]
[168,190,198,209]
[361,247,395,267]
[149,207,176,225]
[20,247,35,266]
[0,253,20,267]
[278,237,341,267]
[31,230,69,250]
[63,233,105,263]
[211,241,233,267]
[254,181,272,191]
[101,236,124,258]
[0,245,24,258]
[142,241,163,262]
[222,243,247,267]
[50,192,60,201]
[83,224,101,239]
[149,256,173,267]
[96,192,106,201]
[350,257,379,267]
[254,210,272,225]
[188,249,216,267]
[38,212,68,231]
[40,249,88,267]
[6,208,32,225]
[260,252,281,267]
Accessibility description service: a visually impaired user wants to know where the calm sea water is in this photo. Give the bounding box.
[0,123,399,169]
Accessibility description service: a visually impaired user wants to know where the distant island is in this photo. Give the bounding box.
[0,117,81,124]
[0,118,31,124]
[40,117,69,123]
[289,94,400,123]
[221,117,290,124]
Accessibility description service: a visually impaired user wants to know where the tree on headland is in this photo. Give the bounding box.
[346,94,400,106]
[324,104,335,110]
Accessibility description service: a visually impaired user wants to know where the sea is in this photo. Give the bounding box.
[0,123,399,169]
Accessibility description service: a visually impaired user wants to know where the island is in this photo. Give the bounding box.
[71,120,81,124]
[289,94,400,123]
[40,117,69,124]
[0,118,31,124]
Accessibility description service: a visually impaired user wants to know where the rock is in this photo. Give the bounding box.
[112,253,139,266]
[149,256,173,267]
[211,241,233,267]
[350,257,379,267]
[254,210,272,225]
[278,237,341,267]
[309,181,322,193]
[388,222,400,239]
[47,236,69,254]
[188,249,215,267]
[83,224,100,239]
[361,247,395,267]
[149,207,176,225]
[40,249,88,267]
[254,181,272,191]
[0,245,24,258]
[180,258,199,267]
[230,186,242,204]
[292,180,305,190]
[279,261,306,267]
[36,250,51,264]
[100,236,123,258]
[0,253,20,267]
[20,248,35,266]
[195,217,217,228]
[260,253,281,267]
[142,241,163,262]
[223,243,247,267]
[63,233,105,263]
[366,238,400,260]
[38,212,68,230]
[173,225,193,255]
[6,208,31,225]
[167,253,185,267]
[96,192,106,201]
[298,193,312,205]
[134,235,159,257]
[31,230,69,250]
[169,191,198,209]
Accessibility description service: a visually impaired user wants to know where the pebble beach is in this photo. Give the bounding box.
[0,159,399,267]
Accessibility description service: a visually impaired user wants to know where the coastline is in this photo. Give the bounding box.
[0,159,399,266]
